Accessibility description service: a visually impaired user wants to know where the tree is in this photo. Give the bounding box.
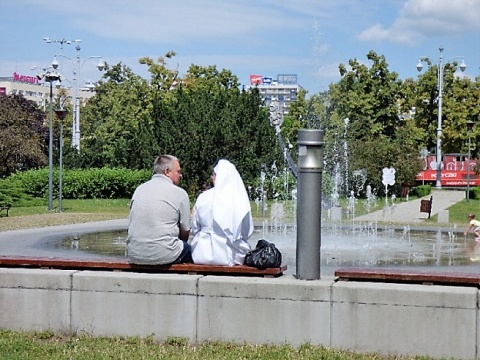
[0,94,47,177]
[326,51,423,194]
[76,63,152,169]
[75,57,282,195]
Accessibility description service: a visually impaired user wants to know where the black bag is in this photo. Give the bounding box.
[244,239,282,269]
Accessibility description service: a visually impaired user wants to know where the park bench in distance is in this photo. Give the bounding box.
[0,204,11,217]
[0,255,286,278]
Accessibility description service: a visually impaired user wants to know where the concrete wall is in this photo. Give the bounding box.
[0,268,478,359]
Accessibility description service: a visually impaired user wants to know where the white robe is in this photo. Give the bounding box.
[191,160,253,265]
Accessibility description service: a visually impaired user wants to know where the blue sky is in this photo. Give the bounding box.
[1,0,479,95]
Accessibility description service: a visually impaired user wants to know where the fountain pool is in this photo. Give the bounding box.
[56,222,480,276]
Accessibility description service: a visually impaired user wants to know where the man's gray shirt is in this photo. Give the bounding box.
[126,174,191,265]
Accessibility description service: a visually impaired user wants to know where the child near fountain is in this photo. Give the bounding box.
[464,214,480,241]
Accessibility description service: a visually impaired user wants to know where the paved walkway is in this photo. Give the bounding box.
[354,189,465,224]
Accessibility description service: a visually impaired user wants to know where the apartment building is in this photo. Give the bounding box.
[247,73,302,114]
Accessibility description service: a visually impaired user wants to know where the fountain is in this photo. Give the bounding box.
[0,103,474,279]
[36,112,474,279]
[48,219,476,277]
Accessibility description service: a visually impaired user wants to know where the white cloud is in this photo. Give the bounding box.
[29,0,305,45]
[358,0,480,45]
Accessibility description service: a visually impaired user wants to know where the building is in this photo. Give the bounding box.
[246,73,303,114]
[0,71,95,110]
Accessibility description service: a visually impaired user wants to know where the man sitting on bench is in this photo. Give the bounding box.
[126,155,192,265]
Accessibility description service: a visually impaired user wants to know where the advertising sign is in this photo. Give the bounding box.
[249,74,263,85]
[262,77,272,85]
[277,74,297,85]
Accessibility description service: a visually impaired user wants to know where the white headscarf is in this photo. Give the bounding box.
[212,159,253,242]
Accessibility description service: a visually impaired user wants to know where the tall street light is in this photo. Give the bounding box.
[36,68,62,210]
[466,120,474,202]
[417,46,466,188]
[53,45,105,151]
[55,108,69,212]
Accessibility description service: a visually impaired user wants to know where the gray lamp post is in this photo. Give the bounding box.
[37,69,62,210]
[466,120,474,202]
[53,46,105,151]
[417,46,466,188]
[54,108,69,212]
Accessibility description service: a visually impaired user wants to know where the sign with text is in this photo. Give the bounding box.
[13,72,39,85]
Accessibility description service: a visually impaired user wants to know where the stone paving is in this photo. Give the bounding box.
[354,189,465,224]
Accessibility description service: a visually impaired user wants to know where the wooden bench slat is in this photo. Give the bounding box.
[0,256,286,277]
[335,267,480,287]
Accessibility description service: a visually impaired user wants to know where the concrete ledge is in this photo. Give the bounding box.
[71,271,201,338]
[1,267,479,359]
[0,268,74,332]
[331,281,477,359]
[197,275,333,346]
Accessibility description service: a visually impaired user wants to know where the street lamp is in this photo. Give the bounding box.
[417,46,466,188]
[36,69,62,210]
[53,46,104,151]
[466,120,474,202]
[54,108,69,212]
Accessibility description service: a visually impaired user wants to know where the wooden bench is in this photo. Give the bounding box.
[0,204,11,217]
[0,255,286,278]
[335,267,480,287]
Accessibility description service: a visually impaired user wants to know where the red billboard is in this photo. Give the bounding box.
[416,154,479,186]
[249,74,263,85]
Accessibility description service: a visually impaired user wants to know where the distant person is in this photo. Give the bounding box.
[464,214,480,241]
[126,155,192,265]
[191,159,253,265]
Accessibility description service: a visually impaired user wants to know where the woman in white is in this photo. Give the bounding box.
[191,159,253,265]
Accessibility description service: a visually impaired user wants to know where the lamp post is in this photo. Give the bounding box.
[417,46,466,188]
[53,46,104,151]
[54,108,69,212]
[466,120,474,202]
[36,69,62,210]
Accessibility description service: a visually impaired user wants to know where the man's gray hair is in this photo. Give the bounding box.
[154,155,179,174]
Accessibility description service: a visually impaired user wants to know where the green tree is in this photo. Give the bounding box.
[0,94,47,177]
[75,56,282,196]
[412,62,479,155]
[77,63,152,169]
[327,51,423,194]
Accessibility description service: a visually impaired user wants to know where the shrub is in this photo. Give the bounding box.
[2,167,152,202]
[410,184,431,198]
[469,186,480,200]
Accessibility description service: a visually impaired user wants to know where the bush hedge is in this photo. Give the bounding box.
[1,168,152,205]
[410,184,432,198]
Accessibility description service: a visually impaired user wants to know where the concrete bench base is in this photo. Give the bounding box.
[0,255,286,277]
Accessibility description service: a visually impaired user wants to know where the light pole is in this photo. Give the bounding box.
[54,108,69,212]
[36,69,62,210]
[466,120,474,202]
[53,46,105,151]
[417,46,466,188]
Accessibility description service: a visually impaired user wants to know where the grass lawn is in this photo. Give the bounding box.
[0,330,435,359]
[429,198,478,225]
